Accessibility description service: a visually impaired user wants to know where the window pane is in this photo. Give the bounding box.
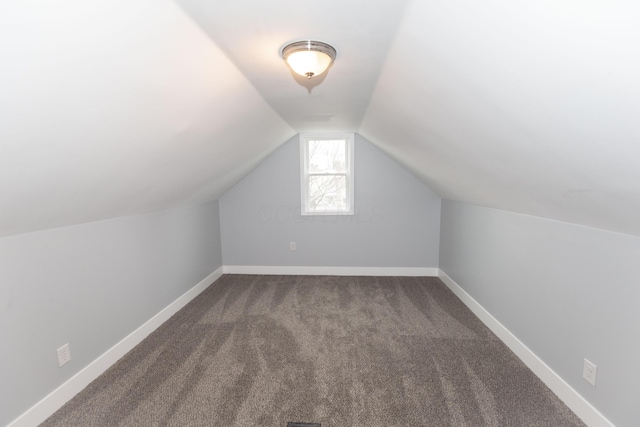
[308,175,347,211]
[308,140,346,173]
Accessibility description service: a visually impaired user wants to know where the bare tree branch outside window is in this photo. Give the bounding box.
[307,140,347,211]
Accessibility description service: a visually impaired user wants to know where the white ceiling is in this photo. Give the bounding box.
[360,0,640,235]
[175,0,410,132]
[0,0,293,237]
[1,0,640,237]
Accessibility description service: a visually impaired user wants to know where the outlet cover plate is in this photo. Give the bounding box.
[583,358,597,386]
[57,343,71,367]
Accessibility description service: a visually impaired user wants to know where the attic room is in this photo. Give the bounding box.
[1,0,638,426]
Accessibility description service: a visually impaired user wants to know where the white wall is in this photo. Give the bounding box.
[0,201,222,427]
[220,134,441,269]
[439,200,640,427]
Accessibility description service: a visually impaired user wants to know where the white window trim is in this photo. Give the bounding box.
[300,133,355,216]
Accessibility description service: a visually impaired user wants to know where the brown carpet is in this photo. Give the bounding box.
[41,275,585,426]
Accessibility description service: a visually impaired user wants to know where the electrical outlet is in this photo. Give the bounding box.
[290,242,296,251]
[583,358,597,386]
[57,343,71,367]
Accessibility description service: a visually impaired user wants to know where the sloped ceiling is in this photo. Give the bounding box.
[360,1,640,236]
[0,0,293,237]
[2,0,640,237]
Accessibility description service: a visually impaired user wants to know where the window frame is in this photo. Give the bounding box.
[300,133,355,216]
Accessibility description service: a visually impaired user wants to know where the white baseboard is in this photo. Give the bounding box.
[15,267,607,427]
[223,265,439,276]
[8,267,224,427]
[437,269,615,427]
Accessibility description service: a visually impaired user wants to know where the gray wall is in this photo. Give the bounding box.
[220,134,441,267]
[0,201,222,426]
[439,199,640,427]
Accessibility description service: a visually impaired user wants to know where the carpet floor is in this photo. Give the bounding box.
[41,275,585,426]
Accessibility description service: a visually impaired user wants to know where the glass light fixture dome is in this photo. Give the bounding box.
[282,41,336,79]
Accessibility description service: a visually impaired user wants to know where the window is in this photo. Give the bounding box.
[300,133,354,215]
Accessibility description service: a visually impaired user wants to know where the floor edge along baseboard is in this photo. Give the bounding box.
[223,265,439,277]
[437,269,615,427]
[7,267,224,427]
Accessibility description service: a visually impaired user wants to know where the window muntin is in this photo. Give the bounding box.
[300,133,354,215]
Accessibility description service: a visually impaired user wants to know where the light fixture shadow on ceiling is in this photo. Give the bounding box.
[287,63,333,93]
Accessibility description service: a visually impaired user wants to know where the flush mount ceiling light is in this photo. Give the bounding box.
[282,40,336,79]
